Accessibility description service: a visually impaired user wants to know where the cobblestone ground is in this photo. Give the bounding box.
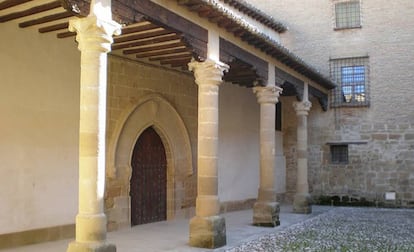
[225,207,414,252]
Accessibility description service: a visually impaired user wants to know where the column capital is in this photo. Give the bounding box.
[293,100,312,116]
[69,15,121,53]
[188,59,229,86]
[253,86,283,104]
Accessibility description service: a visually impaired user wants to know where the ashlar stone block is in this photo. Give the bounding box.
[189,216,226,249]
[67,242,116,252]
[253,202,280,227]
[293,193,312,214]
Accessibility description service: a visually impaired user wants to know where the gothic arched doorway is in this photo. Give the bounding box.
[130,126,167,226]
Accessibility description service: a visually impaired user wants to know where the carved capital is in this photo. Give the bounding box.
[253,86,283,104]
[188,59,229,86]
[69,15,122,53]
[293,100,312,116]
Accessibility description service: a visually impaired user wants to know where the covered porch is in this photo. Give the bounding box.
[0,0,335,250]
[2,205,332,252]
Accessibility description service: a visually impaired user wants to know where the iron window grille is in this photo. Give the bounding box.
[330,144,349,164]
[334,0,361,29]
[330,56,370,107]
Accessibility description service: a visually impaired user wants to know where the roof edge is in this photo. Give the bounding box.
[220,0,288,33]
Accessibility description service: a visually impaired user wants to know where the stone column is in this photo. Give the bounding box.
[253,85,282,227]
[292,100,312,214]
[67,2,121,251]
[188,59,228,249]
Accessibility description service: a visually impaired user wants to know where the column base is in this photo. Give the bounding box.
[293,193,312,214]
[189,215,226,249]
[67,241,116,252]
[253,201,280,227]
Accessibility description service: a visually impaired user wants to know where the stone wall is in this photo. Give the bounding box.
[105,56,198,229]
[255,0,414,205]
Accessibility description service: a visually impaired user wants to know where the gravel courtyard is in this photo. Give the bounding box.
[225,207,414,252]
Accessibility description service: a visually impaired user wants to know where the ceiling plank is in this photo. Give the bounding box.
[0,0,33,11]
[19,11,73,28]
[0,1,61,22]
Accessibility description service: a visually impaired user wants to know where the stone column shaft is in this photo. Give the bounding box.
[67,7,121,252]
[188,59,228,249]
[293,100,312,214]
[253,85,282,227]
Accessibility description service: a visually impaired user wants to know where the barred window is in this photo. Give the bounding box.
[330,56,369,107]
[334,1,361,29]
[331,145,348,164]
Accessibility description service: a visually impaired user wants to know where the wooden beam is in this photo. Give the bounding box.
[0,1,61,22]
[38,22,69,33]
[135,48,190,58]
[114,29,175,44]
[57,31,76,38]
[112,34,181,51]
[149,53,192,61]
[19,12,73,28]
[118,0,207,58]
[123,42,185,55]
[0,0,32,11]
[121,23,159,35]
[160,58,191,66]
[220,37,268,83]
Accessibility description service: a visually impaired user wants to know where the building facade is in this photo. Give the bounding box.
[0,0,412,250]
[251,0,414,206]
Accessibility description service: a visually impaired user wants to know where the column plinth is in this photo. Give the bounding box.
[293,100,312,214]
[188,59,228,249]
[67,10,121,252]
[252,86,282,227]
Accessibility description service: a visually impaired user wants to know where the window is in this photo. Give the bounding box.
[330,56,369,107]
[334,1,361,29]
[330,145,348,164]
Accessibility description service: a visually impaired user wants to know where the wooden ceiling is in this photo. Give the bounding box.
[0,0,334,93]
[0,0,196,70]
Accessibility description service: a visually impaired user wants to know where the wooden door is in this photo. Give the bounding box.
[130,127,167,226]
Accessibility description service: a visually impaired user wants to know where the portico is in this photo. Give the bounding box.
[0,0,335,250]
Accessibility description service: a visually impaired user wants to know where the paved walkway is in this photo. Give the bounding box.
[2,205,332,252]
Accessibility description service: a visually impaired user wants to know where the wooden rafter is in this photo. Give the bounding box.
[114,30,175,44]
[123,42,185,55]
[112,34,181,51]
[19,11,73,28]
[0,1,61,22]
[135,48,190,58]
[38,22,68,33]
[160,57,191,65]
[149,53,192,61]
[0,0,32,11]
[121,23,159,35]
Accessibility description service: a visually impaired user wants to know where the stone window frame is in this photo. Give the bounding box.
[329,56,370,107]
[332,0,362,30]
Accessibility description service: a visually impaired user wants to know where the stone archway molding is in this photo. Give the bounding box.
[108,93,193,180]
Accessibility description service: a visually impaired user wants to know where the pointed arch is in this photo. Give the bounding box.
[107,94,193,221]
